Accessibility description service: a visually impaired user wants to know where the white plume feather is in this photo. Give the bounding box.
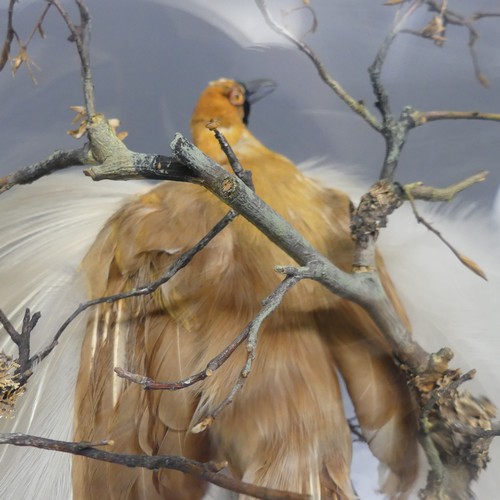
[0,171,149,499]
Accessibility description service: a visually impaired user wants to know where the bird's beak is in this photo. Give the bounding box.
[243,79,277,104]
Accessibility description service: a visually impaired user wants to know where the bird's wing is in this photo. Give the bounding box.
[0,170,149,500]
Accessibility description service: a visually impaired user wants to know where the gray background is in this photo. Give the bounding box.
[1,0,499,206]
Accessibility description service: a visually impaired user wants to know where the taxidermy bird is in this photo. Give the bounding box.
[0,78,499,500]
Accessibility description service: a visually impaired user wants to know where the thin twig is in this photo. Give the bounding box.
[369,1,421,123]
[452,421,500,439]
[369,3,422,180]
[25,2,52,45]
[49,0,95,115]
[115,326,249,391]
[211,127,255,190]
[0,147,91,194]
[472,12,500,21]
[410,110,500,126]
[404,186,487,280]
[403,171,488,202]
[254,0,381,132]
[0,0,18,71]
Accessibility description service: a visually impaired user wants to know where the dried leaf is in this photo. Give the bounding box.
[458,253,487,281]
[108,117,128,142]
[68,106,88,139]
[384,0,406,5]
[191,416,214,434]
[0,353,25,419]
[107,118,121,129]
[10,45,40,84]
[67,120,88,140]
[116,131,128,141]
[420,16,445,38]
[477,72,490,88]
[69,105,87,124]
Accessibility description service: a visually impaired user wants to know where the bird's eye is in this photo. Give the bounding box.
[229,87,245,106]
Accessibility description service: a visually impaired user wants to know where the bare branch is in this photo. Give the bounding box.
[0,433,309,500]
[410,110,500,126]
[472,12,500,21]
[0,147,91,194]
[165,133,431,371]
[25,2,52,46]
[115,325,248,391]
[49,0,95,115]
[211,126,254,190]
[403,171,488,202]
[0,0,16,71]
[0,309,40,384]
[369,1,421,125]
[254,0,382,132]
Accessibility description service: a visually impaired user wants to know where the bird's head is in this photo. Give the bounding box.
[190,78,276,157]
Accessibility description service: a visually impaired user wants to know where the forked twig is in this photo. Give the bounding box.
[254,0,381,132]
[191,271,303,433]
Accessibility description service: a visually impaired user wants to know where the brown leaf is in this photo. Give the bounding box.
[477,72,490,88]
[69,105,87,124]
[384,0,406,5]
[10,45,40,84]
[458,253,487,281]
[108,117,128,142]
[421,15,446,38]
[116,131,128,141]
[67,121,88,140]
[0,353,25,418]
[191,415,214,434]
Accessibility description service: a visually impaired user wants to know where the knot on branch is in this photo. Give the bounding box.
[86,114,129,163]
[219,175,239,200]
[351,179,403,248]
